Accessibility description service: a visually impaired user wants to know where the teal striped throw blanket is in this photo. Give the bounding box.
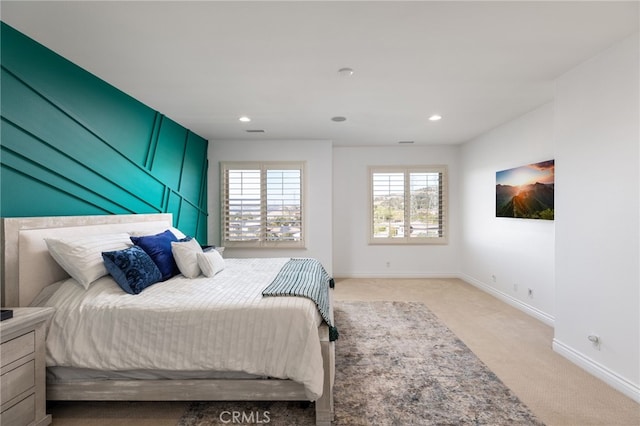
[262,258,338,341]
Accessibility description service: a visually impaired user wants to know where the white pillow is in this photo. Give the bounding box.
[171,238,203,278]
[130,227,186,239]
[45,233,132,289]
[196,250,225,277]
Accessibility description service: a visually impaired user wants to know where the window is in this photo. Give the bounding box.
[222,162,305,248]
[369,166,448,244]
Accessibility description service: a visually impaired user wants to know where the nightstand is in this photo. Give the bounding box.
[1,307,54,426]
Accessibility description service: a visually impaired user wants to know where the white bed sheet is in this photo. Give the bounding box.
[35,257,325,400]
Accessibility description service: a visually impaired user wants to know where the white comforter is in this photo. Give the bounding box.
[38,258,325,400]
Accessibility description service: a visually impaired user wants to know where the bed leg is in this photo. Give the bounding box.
[315,339,335,426]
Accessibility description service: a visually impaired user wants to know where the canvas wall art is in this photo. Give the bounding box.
[496,160,554,220]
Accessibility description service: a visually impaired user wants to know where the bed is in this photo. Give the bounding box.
[1,213,335,425]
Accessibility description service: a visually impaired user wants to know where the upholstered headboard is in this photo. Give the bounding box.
[1,214,174,307]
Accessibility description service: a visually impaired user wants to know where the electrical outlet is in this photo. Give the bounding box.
[588,335,601,350]
[386,261,390,268]
[491,275,497,283]
[527,288,533,298]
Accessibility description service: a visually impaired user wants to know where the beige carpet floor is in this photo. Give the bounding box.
[47,278,640,426]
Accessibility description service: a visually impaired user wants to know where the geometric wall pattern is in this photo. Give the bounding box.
[1,23,208,242]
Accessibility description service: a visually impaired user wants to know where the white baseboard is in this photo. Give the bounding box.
[334,272,460,279]
[457,273,555,327]
[553,338,640,403]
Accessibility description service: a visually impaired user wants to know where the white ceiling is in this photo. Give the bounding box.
[2,1,638,146]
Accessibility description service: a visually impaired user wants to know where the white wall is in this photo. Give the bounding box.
[332,145,460,277]
[459,104,556,325]
[206,34,639,401]
[208,139,333,274]
[553,34,639,400]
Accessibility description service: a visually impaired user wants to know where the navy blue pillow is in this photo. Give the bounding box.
[102,246,163,294]
[130,229,179,281]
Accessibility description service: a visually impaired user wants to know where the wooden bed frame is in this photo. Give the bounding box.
[1,214,334,425]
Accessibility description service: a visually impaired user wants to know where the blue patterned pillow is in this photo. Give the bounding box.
[102,246,163,294]
[130,229,179,281]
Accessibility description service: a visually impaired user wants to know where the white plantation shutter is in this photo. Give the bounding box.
[266,169,302,242]
[409,171,446,239]
[372,172,405,239]
[224,169,261,242]
[222,162,305,248]
[369,166,448,244]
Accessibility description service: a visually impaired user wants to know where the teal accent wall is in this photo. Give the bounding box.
[0,23,208,242]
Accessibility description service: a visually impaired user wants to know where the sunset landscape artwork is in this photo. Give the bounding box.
[496,160,554,220]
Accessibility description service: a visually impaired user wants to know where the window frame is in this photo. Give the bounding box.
[221,161,306,249]
[368,165,448,245]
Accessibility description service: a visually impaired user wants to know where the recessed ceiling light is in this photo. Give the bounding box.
[239,116,251,122]
[331,116,347,122]
[429,114,442,121]
[337,67,354,77]
[246,129,265,133]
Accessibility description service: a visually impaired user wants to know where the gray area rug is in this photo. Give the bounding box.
[178,301,544,425]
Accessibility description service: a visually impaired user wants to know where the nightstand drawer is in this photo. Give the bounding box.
[0,308,53,426]
[0,360,35,405]
[0,393,35,426]
[0,332,35,367]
